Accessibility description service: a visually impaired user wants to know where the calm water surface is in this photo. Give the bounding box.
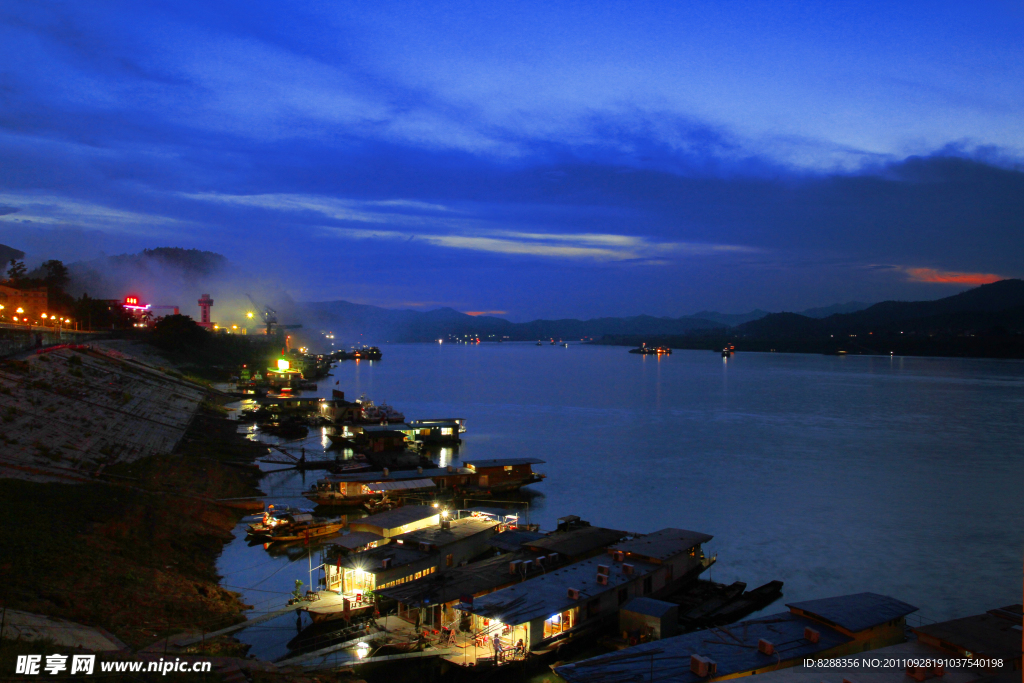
[220,343,1024,658]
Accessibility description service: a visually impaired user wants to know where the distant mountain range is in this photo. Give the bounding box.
[301,300,725,342]
[300,299,874,344]
[738,279,1024,338]
[597,280,1024,358]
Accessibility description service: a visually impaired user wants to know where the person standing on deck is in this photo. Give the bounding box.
[492,632,503,664]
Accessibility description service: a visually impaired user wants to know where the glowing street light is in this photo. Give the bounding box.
[246,311,254,319]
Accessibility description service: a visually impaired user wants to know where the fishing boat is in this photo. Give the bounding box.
[357,396,405,424]
[253,513,347,545]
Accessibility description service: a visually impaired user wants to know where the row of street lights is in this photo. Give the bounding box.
[0,305,76,332]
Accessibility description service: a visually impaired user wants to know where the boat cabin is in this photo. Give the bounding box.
[461,458,546,491]
[306,466,474,505]
[375,517,629,641]
[311,517,501,623]
[462,528,715,657]
[319,398,363,423]
[265,368,303,389]
[358,424,412,452]
[407,418,466,444]
[257,396,321,413]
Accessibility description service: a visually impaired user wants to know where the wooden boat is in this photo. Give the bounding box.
[250,512,346,544]
[678,581,746,624]
[699,580,783,626]
[263,519,347,545]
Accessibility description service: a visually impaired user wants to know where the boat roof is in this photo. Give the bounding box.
[408,418,464,425]
[612,528,714,561]
[911,607,1022,658]
[555,610,854,683]
[340,544,426,572]
[339,518,496,572]
[488,529,547,552]
[365,479,436,492]
[621,597,678,618]
[393,517,498,546]
[258,396,321,405]
[360,423,414,432]
[463,457,546,469]
[525,525,629,558]
[353,505,439,529]
[331,531,383,550]
[323,467,471,483]
[465,554,658,625]
[377,550,541,606]
[786,593,918,633]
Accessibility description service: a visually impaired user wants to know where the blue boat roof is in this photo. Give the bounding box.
[466,554,659,625]
[787,592,918,633]
[556,610,853,683]
[488,529,547,552]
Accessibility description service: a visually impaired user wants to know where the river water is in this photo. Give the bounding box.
[219,343,1024,659]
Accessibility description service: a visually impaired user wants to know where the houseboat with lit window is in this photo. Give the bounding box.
[457,528,715,664]
[307,515,501,624]
[408,418,466,444]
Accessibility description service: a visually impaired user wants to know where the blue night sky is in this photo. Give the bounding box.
[1,1,1022,320]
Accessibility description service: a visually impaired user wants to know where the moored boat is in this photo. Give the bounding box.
[629,344,671,355]
[251,512,347,545]
[304,458,547,507]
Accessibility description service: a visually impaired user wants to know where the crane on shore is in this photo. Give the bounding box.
[246,294,301,337]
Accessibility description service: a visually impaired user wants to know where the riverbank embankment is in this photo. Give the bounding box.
[0,343,269,653]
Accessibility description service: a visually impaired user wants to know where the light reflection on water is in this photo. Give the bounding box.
[218,343,1024,659]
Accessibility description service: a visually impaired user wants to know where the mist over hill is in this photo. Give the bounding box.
[46,247,299,331]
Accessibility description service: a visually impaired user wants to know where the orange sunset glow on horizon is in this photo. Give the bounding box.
[906,268,1005,286]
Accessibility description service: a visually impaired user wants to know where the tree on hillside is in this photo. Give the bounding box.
[42,260,70,291]
[6,259,26,283]
[151,314,209,352]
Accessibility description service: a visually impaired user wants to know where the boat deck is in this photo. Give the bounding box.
[439,629,527,668]
[303,591,376,622]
